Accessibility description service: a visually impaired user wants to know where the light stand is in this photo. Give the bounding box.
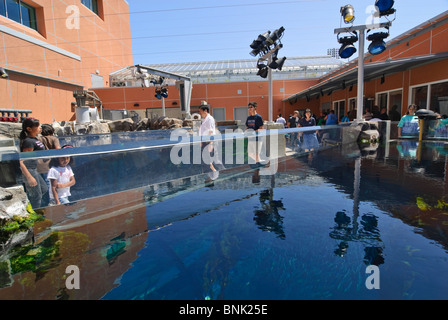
[334,22,391,123]
[250,28,285,124]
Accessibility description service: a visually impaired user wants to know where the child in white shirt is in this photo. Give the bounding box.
[47,146,76,205]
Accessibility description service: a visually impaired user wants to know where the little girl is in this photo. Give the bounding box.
[47,145,76,205]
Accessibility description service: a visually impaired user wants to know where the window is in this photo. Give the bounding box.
[412,80,448,115]
[81,0,98,15]
[1,0,6,16]
[412,85,428,109]
[333,100,345,121]
[430,81,448,116]
[378,93,388,110]
[0,0,37,31]
[377,90,402,114]
[348,98,356,112]
[20,1,36,29]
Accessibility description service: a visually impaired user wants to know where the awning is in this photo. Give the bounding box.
[109,65,193,116]
[283,51,448,102]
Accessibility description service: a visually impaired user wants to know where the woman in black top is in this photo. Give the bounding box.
[19,118,48,209]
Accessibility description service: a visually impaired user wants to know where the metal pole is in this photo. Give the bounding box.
[268,54,273,123]
[162,97,166,116]
[357,28,365,122]
[334,23,392,123]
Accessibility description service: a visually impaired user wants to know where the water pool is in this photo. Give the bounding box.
[1,140,448,300]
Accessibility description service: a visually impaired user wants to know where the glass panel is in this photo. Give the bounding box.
[1,0,6,17]
[81,0,92,9]
[430,81,448,116]
[412,85,428,109]
[426,119,448,139]
[92,0,98,14]
[16,126,352,207]
[20,1,37,30]
[81,0,98,14]
[349,99,356,111]
[389,91,402,115]
[337,101,345,121]
[378,93,388,110]
[5,0,20,23]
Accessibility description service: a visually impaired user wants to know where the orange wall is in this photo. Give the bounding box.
[0,0,133,123]
[93,78,317,121]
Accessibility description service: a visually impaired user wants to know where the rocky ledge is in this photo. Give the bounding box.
[0,116,199,140]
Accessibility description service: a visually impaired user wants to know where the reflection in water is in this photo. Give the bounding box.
[106,232,127,266]
[2,140,448,300]
[329,210,384,266]
[252,173,285,240]
[253,189,285,240]
[329,155,385,266]
[396,140,419,159]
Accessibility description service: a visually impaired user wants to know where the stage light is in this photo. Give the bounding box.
[367,32,389,55]
[338,33,358,59]
[269,56,287,70]
[150,76,164,85]
[256,60,269,78]
[161,87,168,98]
[249,31,270,56]
[155,88,162,99]
[375,0,395,16]
[250,31,270,49]
[0,67,8,78]
[265,27,285,46]
[340,5,355,23]
[250,47,263,57]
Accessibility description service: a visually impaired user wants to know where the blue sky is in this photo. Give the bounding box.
[128,0,448,65]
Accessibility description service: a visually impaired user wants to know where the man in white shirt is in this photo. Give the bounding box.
[276,114,286,128]
[199,104,224,173]
[199,105,216,137]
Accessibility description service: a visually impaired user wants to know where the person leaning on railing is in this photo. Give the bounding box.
[397,104,419,138]
[19,118,49,209]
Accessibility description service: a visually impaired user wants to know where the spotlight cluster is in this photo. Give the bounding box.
[249,27,287,78]
[155,87,168,100]
[337,0,396,59]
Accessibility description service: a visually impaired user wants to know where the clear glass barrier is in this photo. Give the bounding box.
[426,119,448,139]
[17,125,353,208]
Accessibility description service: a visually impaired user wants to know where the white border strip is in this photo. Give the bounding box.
[0,24,81,61]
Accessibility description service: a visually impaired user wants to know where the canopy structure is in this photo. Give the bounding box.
[283,52,448,103]
[109,65,193,117]
[146,56,344,83]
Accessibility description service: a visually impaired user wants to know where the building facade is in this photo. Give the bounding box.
[0,0,133,123]
[285,10,448,121]
[95,56,344,123]
[94,10,448,125]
